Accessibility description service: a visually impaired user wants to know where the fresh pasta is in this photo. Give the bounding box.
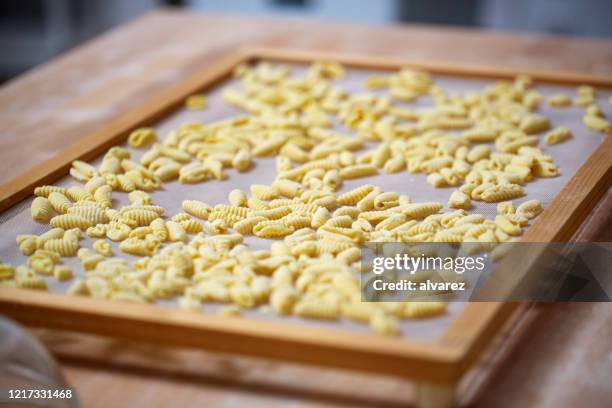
[8,59,589,337]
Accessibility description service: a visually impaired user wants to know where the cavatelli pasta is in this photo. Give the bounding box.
[93,240,113,256]
[294,300,339,320]
[209,205,250,225]
[166,221,187,242]
[481,184,525,203]
[373,192,399,210]
[93,185,112,208]
[31,197,54,222]
[122,209,159,226]
[272,179,303,198]
[497,201,516,216]
[67,205,108,225]
[50,214,92,230]
[48,192,72,214]
[53,265,73,281]
[66,186,93,202]
[106,222,131,242]
[70,160,98,182]
[84,176,107,194]
[339,164,377,179]
[402,202,443,219]
[544,126,572,145]
[448,190,471,210]
[180,219,203,234]
[253,220,293,238]
[369,312,399,336]
[128,127,157,148]
[495,215,522,236]
[34,185,67,198]
[270,286,298,315]
[403,302,446,319]
[119,238,158,256]
[250,184,279,200]
[250,206,291,220]
[516,199,543,219]
[44,238,79,256]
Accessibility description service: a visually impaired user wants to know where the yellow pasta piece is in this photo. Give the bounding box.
[253,220,293,238]
[128,190,151,206]
[34,185,67,198]
[270,286,298,315]
[583,114,611,132]
[128,127,157,148]
[369,312,400,336]
[185,94,207,110]
[122,209,159,226]
[228,189,248,207]
[547,93,572,107]
[66,186,93,202]
[481,184,525,203]
[93,240,113,257]
[272,179,303,198]
[43,239,79,257]
[339,164,377,179]
[70,160,98,182]
[516,199,543,219]
[106,222,131,242]
[53,265,73,281]
[150,218,168,241]
[250,184,279,200]
[403,302,446,318]
[67,205,108,225]
[48,192,72,214]
[15,266,47,290]
[544,126,572,145]
[50,214,92,230]
[372,192,399,210]
[402,202,443,219]
[180,219,203,234]
[31,197,54,222]
[495,215,522,236]
[119,238,158,256]
[166,221,187,242]
[448,190,471,210]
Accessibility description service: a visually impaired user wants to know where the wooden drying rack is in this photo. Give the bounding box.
[1,47,611,408]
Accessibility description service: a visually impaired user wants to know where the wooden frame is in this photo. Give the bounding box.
[1,47,611,408]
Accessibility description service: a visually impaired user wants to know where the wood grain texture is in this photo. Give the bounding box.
[0,51,246,211]
[0,287,459,383]
[2,9,612,408]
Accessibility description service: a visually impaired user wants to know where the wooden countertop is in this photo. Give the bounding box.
[2,9,612,407]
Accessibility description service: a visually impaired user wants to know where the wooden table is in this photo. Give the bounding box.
[2,9,612,407]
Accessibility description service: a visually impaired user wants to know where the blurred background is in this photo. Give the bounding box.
[1,0,611,83]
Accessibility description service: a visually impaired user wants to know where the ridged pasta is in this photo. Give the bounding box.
[516,199,543,219]
[50,214,92,230]
[250,184,279,200]
[253,220,293,238]
[34,185,67,198]
[44,238,79,256]
[31,197,54,222]
[402,302,446,318]
[67,205,108,225]
[481,184,524,203]
[339,164,377,179]
[48,192,72,214]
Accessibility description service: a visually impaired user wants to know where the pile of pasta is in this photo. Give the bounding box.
[1,60,609,336]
